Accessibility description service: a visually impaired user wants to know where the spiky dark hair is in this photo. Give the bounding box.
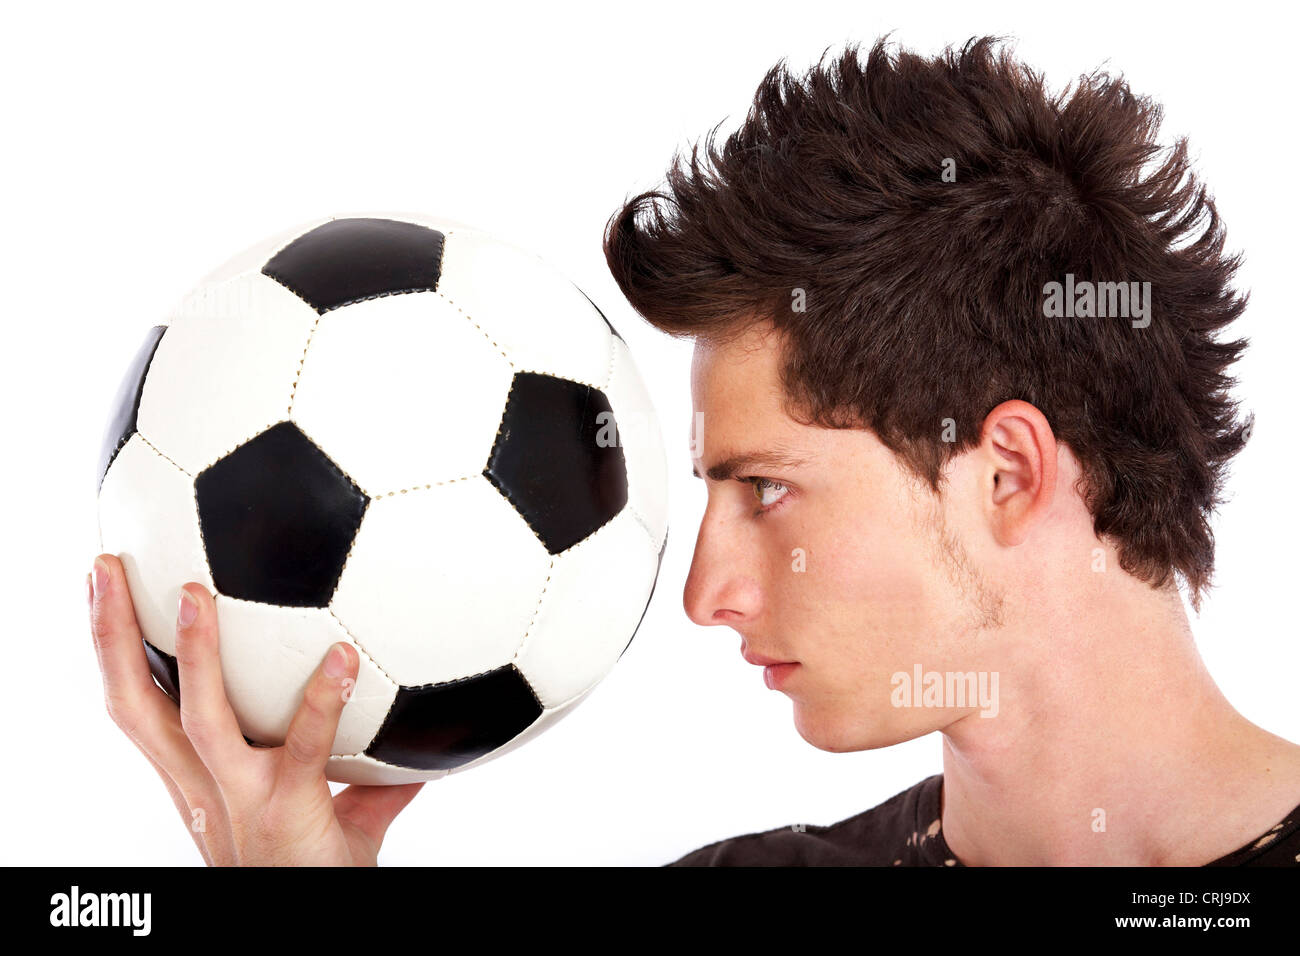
[604,36,1252,606]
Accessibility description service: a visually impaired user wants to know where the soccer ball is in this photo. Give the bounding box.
[95,213,668,785]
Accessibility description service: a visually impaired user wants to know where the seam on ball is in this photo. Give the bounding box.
[603,329,617,392]
[326,606,402,690]
[369,473,480,500]
[434,289,514,368]
[436,228,451,288]
[286,312,323,418]
[511,557,556,663]
[134,430,193,478]
[625,503,660,551]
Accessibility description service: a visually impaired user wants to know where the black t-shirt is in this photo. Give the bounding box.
[667,774,1300,866]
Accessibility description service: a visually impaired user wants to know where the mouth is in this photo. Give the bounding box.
[740,644,797,668]
[741,644,800,690]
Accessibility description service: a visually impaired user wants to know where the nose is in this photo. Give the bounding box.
[682,506,762,627]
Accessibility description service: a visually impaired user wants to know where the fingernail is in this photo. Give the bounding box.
[178,589,199,628]
[324,643,352,679]
[92,558,109,598]
[86,572,93,606]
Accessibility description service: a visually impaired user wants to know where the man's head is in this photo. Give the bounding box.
[603,37,1251,750]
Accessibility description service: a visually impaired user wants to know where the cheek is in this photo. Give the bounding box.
[779,512,938,630]
[771,497,965,679]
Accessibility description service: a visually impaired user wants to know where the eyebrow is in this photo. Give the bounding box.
[691,449,812,481]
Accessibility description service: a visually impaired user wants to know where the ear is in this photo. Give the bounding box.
[980,400,1057,547]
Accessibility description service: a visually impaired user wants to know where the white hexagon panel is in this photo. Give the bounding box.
[95,213,669,784]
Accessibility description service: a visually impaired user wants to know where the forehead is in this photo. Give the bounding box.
[691,323,785,409]
[690,322,799,445]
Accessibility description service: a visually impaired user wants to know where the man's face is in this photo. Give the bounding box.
[686,321,1004,752]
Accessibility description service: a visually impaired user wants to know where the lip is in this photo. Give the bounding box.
[763,662,799,690]
[741,645,800,691]
[741,645,798,668]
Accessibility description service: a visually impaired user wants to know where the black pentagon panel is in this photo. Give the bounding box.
[97,325,167,492]
[143,639,181,704]
[485,372,629,554]
[575,285,622,340]
[366,665,543,771]
[620,530,667,660]
[262,217,445,313]
[196,421,367,607]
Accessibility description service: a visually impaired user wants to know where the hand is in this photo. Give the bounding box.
[87,553,424,865]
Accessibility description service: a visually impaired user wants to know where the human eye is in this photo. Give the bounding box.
[740,476,792,515]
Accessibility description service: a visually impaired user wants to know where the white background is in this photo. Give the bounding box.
[2,0,1295,865]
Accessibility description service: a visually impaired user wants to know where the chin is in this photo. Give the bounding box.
[791,701,910,753]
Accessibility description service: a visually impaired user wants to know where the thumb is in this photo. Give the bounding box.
[334,782,426,849]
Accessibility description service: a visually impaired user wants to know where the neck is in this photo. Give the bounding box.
[938,576,1300,865]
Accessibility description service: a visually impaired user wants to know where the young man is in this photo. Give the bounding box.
[87,37,1300,866]
[603,36,1300,866]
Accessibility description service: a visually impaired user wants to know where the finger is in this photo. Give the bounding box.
[87,555,236,863]
[138,742,242,866]
[138,749,215,865]
[91,556,216,774]
[276,642,358,796]
[173,582,250,781]
[334,782,425,850]
[89,555,180,746]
